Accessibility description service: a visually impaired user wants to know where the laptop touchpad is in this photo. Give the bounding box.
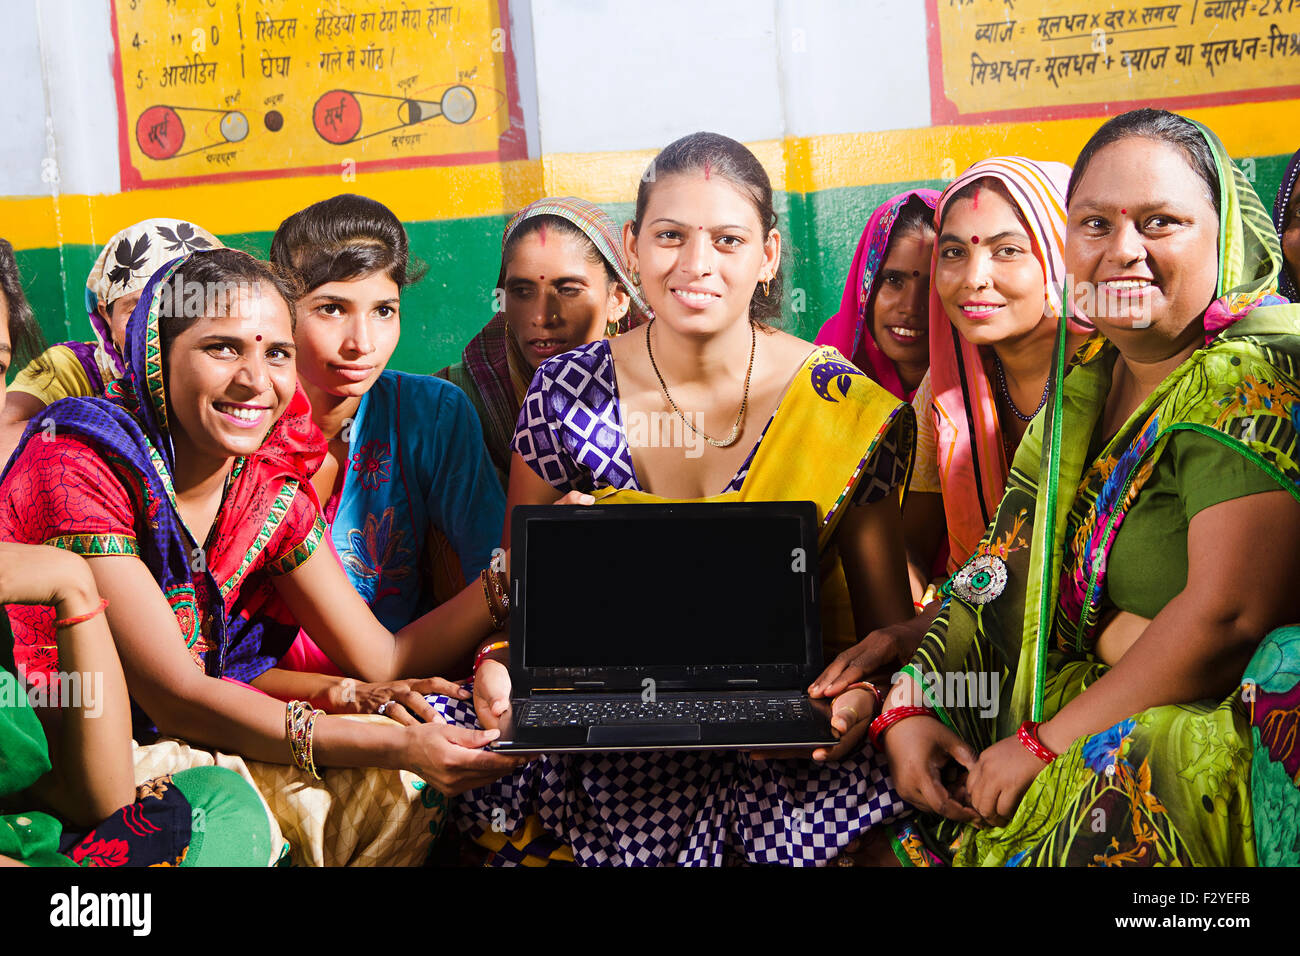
[587,724,702,746]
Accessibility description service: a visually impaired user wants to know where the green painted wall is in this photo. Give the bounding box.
[10,155,1291,380]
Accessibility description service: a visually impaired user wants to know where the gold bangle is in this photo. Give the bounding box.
[481,568,506,630]
[489,568,510,614]
[303,707,321,780]
[286,699,321,780]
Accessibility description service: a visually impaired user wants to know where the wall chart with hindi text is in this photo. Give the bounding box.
[110,0,524,188]
[928,0,1300,123]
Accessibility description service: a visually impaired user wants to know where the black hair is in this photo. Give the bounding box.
[501,215,619,286]
[269,194,426,293]
[893,194,937,239]
[1067,108,1219,214]
[0,238,47,374]
[632,132,783,323]
[156,248,301,357]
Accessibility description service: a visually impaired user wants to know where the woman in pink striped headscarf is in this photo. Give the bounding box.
[905,157,1094,597]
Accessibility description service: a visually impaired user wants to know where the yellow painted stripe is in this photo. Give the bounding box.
[787,97,1300,193]
[4,159,542,250]
[5,96,1297,250]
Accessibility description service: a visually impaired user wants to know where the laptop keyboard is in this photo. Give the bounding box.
[516,696,811,728]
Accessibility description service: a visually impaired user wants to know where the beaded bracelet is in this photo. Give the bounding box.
[1016,720,1058,764]
[53,597,109,629]
[867,705,932,750]
[475,640,509,673]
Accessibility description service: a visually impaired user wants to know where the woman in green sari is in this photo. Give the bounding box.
[1,543,275,866]
[822,108,1300,866]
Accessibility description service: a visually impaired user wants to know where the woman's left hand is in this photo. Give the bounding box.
[337,676,470,724]
[965,734,1048,827]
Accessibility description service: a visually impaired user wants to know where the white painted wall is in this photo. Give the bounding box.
[774,0,931,137]
[0,0,936,199]
[1,1,53,198]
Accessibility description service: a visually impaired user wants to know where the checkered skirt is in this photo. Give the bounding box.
[428,694,906,866]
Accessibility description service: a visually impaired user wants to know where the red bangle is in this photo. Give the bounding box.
[868,705,931,750]
[913,601,926,613]
[1016,720,1057,763]
[52,597,109,630]
[474,640,509,673]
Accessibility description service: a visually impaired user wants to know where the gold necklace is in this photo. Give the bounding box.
[645,319,756,448]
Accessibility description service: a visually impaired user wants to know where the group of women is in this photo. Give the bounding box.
[1,106,1298,867]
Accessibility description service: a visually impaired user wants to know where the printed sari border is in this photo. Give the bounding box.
[43,533,139,556]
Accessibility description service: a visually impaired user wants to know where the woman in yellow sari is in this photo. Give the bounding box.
[431,133,917,865]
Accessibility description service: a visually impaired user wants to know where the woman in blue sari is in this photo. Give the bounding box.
[259,195,506,713]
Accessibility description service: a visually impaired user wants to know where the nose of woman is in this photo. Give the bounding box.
[681,231,715,278]
[341,315,377,356]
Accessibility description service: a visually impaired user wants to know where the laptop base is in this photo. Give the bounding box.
[491,692,839,753]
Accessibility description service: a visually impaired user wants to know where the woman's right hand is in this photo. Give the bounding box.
[401,719,523,797]
[882,714,981,823]
[473,658,512,731]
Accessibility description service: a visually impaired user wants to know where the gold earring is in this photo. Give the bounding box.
[762,278,770,297]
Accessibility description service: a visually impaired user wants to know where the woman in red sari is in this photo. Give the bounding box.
[0,249,522,864]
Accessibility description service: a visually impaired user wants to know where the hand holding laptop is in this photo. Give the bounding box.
[402,720,528,796]
[474,657,512,730]
[750,681,881,762]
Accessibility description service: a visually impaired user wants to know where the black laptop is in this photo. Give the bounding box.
[490,501,838,752]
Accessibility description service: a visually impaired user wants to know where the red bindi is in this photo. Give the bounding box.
[1121,208,1127,214]
[971,236,980,244]
[912,270,920,277]
[256,335,262,341]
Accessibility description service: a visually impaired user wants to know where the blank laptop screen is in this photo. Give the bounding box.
[521,512,809,668]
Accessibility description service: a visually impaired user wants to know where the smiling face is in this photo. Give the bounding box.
[1065,136,1219,363]
[294,271,400,400]
[868,227,933,377]
[626,172,779,337]
[502,230,628,371]
[934,186,1048,350]
[164,283,298,465]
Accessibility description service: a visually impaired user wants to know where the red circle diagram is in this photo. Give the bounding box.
[313,90,362,144]
[136,106,184,160]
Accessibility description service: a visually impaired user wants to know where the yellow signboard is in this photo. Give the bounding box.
[111,0,523,188]
[928,0,1300,122]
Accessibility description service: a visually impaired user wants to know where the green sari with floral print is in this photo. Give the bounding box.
[893,121,1300,867]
